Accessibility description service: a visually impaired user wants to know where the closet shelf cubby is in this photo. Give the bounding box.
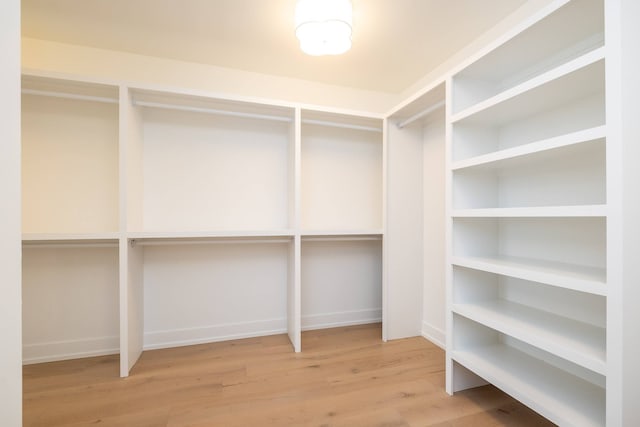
[452,343,605,427]
[451,255,606,296]
[453,300,606,374]
[451,47,604,124]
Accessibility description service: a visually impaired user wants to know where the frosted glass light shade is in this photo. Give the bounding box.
[295,0,353,56]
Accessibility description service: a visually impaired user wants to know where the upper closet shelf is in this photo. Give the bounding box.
[451,0,603,114]
[127,230,295,245]
[451,48,604,125]
[301,230,383,242]
[452,205,607,218]
[22,232,120,246]
[130,88,295,123]
[451,126,606,171]
[21,75,119,104]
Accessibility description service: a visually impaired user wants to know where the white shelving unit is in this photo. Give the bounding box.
[446,0,609,425]
[21,76,121,365]
[21,75,385,377]
[297,109,384,345]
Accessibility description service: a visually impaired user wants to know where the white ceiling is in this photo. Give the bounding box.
[21,0,528,94]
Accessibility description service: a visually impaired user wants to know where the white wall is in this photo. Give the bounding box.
[22,38,395,115]
[395,0,558,108]
[0,0,22,425]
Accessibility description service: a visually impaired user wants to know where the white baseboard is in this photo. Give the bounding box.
[143,317,288,350]
[23,310,385,362]
[301,308,382,331]
[23,336,119,365]
[422,321,445,349]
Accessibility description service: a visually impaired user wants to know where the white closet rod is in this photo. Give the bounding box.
[21,89,118,104]
[132,238,292,246]
[133,100,293,123]
[396,100,445,129]
[302,119,382,133]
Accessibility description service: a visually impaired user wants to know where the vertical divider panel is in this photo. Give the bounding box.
[381,118,388,342]
[288,108,302,352]
[119,86,144,377]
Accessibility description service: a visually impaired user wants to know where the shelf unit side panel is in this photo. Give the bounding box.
[123,89,145,232]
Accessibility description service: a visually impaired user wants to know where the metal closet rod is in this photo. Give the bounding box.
[133,100,293,123]
[136,100,383,132]
[21,88,118,104]
[396,100,445,129]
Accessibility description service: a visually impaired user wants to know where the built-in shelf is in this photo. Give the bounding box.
[452,255,606,296]
[301,230,383,241]
[451,0,604,114]
[451,205,607,218]
[452,48,604,124]
[453,300,606,374]
[20,75,386,374]
[452,344,605,427]
[21,233,120,246]
[446,1,608,423]
[128,230,294,240]
[451,126,606,171]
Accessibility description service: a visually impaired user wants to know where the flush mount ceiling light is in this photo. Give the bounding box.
[295,0,353,56]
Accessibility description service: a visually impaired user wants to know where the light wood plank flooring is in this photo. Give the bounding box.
[23,324,554,426]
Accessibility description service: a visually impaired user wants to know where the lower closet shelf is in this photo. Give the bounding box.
[453,300,605,374]
[452,345,605,427]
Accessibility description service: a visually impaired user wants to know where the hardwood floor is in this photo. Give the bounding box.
[23,324,554,426]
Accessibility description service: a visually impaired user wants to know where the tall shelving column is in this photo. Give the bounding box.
[119,87,297,376]
[21,75,121,365]
[445,0,607,426]
[299,110,384,343]
[385,82,446,342]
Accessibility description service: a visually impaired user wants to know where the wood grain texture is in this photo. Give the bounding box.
[23,324,554,426]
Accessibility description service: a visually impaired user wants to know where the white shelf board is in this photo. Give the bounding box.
[451,48,605,126]
[451,126,607,171]
[451,205,607,218]
[301,229,383,236]
[301,230,383,242]
[452,255,606,296]
[130,88,295,121]
[452,345,605,427]
[21,75,119,102]
[128,230,295,244]
[22,232,120,245]
[453,300,606,374]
